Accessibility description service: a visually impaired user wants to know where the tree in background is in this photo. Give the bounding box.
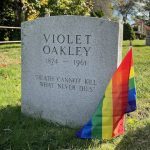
[0,0,24,40]
[113,0,138,23]
[91,0,112,18]
[0,0,115,41]
[25,0,93,20]
[135,0,150,25]
[144,0,150,25]
[123,23,135,40]
[112,0,150,24]
[0,0,23,26]
[0,0,93,41]
[90,9,104,18]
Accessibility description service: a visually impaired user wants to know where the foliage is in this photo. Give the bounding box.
[92,0,112,18]
[0,0,23,40]
[135,0,150,26]
[90,9,104,18]
[0,40,150,149]
[24,0,93,20]
[144,0,150,25]
[123,23,135,40]
[112,0,150,24]
[0,0,94,41]
[113,0,137,22]
[133,26,138,32]
[48,0,92,16]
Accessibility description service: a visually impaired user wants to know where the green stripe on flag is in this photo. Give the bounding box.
[92,96,104,139]
[129,77,135,89]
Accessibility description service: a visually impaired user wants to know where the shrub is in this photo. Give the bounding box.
[90,9,104,18]
[123,23,135,40]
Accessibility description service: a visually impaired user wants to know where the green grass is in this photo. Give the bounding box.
[0,40,150,150]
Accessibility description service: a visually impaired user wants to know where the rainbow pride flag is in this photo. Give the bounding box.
[76,48,136,139]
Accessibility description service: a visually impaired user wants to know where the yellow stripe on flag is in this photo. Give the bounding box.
[102,80,113,138]
[129,66,134,78]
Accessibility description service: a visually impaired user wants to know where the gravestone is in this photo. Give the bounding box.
[21,16,123,127]
[146,30,150,46]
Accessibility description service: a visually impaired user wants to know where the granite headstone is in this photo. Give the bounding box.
[21,16,123,127]
[146,30,150,46]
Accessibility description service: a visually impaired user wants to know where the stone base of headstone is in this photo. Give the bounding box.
[146,37,150,46]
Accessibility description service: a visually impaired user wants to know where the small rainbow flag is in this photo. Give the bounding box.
[76,48,136,139]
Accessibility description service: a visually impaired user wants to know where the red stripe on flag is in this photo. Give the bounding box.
[112,49,132,137]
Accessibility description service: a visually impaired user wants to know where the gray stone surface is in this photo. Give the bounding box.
[21,16,122,127]
[146,30,150,46]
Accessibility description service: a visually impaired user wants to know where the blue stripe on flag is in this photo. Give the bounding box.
[76,120,92,139]
[126,88,136,113]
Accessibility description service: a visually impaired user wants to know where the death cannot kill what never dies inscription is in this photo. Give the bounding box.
[21,16,123,127]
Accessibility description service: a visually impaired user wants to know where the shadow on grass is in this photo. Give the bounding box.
[123,44,146,48]
[0,105,101,150]
[1,106,149,149]
[0,45,21,50]
[132,45,147,47]
[115,123,150,150]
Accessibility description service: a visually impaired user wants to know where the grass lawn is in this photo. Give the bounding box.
[0,40,150,150]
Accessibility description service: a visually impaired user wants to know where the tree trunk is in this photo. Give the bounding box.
[14,0,24,26]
